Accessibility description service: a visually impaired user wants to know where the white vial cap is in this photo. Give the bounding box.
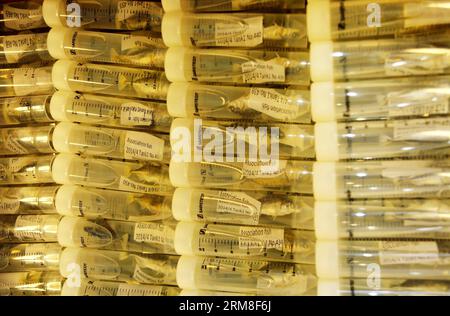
[310,41,334,83]
[314,201,339,240]
[61,279,84,296]
[172,188,196,222]
[43,0,65,28]
[59,247,82,278]
[311,82,335,123]
[52,59,76,91]
[164,47,192,82]
[169,161,192,187]
[57,216,81,247]
[170,118,193,147]
[55,185,78,216]
[162,13,187,47]
[315,122,339,162]
[313,162,337,200]
[174,221,201,255]
[307,0,332,42]
[179,289,207,296]
[50,90,76,122]
[51,154,75,184]
[161,0,183,12]
[176,256,200,289]
[47,27,71,60]
[52,122,74,154]
[317,279,340,296]
[315,241,340,279]
[167,83,194,117]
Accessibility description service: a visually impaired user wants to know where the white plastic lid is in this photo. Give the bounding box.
[172,188,196,222]
[55,185,78,216]
[315,122,339,162]
[179,289,207,296]
[59,247,82,278]
[315,241,340,279]
[51,154,75,184]
[174,221,201,255]
[61,279,84,296]
[169,161,192,187]
[47,28,71,60]
[166,82,194,117]
[161,0,183,12]
[57,216,82,247]
[311,82,335,123]
[162,13,188,47]
[317,279,340,296]
[52,122,74,154]
[170,118,193,147]
[50,90,76,122]
[313,162,337,201]
[43,0,65,28]
[310,42,334,83]
[52,59,76,91]
[164,47,192,82]
[314,201,339,240]
[307,0,332,42]
[176,256,200,289]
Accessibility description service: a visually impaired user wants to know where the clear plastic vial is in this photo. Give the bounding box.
[43,0,163,31]
[0,33,51,65]
[0,155,54,185]
[311,31,450,82]
[0,215,60,243]
[0,125,56,156]
[180,289,253,296]
[57,216,176,255]
[51,154,173,195]
[315,117,450,161]
[169,160,313,194]
[55,185,172,222]
[0,271,62,296]
[172,188,314,229]
[315,199,450,240]
[0,243,61,272]
[176,256,317,296]
[50,91,171,132]
[0,66,53,97]
[47,28,167,69]
[313,160,450,200]
[0,95,54,126]
[170,118,316,160]
[162,13,307,48]
[0,1,46,31]
[318,278,450,296]
[52,60,169,101]
[61,279,180,296]
[311,75,450,123]
[174,222,315,264]
[308,0,450,42]
[164,47,310,86]
[59,248,178,285]
[52,122,170,162]
[0,186,59,215]
[161,0,306,12]
[316,240,450,280]
[167,83,311,123]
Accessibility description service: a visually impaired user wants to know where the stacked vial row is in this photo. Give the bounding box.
[0,0,63,296]
[41,0,180,297]
[308,0,450,296]
[160,0,319,296]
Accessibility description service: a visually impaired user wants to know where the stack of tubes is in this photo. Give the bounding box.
[1,0,450,297]
[308,0,450,296]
